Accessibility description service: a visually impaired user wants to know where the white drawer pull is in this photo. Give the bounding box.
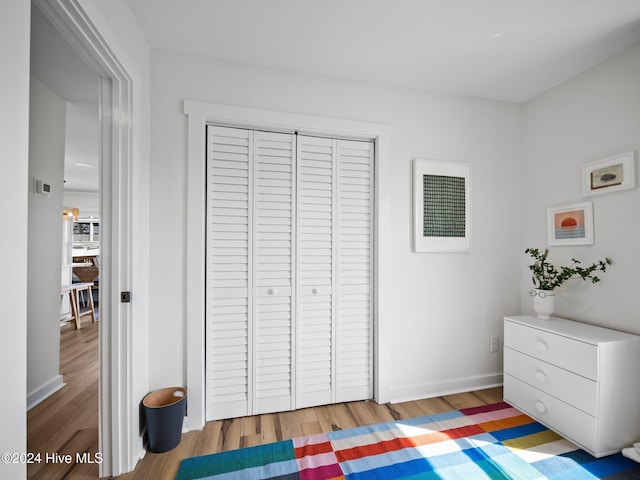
[535,401,547,413]
[311,288,318,294]
[536,341,547,352]
[535,370,547,382]
[267,288,277,295]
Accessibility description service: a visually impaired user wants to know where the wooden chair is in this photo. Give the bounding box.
[60,282,97,329]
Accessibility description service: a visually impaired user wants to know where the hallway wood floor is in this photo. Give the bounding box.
[27,319,100,479]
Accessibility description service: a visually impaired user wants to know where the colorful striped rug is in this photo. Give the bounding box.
[176,402,640,479]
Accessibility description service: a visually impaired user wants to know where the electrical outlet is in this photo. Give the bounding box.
[490,336,500,353]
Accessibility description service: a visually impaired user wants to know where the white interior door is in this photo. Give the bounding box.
[296,136,374,408]
[296,136,336,408]
[336,139,374,403]
[253,131,296,414]
[206,126,252,420]
[206,127,373,420]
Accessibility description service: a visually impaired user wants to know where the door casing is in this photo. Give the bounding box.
[185,100,392,431]
[32,0,136,475]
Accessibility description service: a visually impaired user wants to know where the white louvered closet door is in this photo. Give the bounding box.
[296,136,374,409]
[296,136,336,408]
[253,131,296,415]
[207,127,373,420]
[206,126,252,421]
[336,140,374,403]
[206,127,295,421]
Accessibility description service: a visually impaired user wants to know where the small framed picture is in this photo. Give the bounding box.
[582,151,636,196]
[413,159,471,252]
[547,202,594,246]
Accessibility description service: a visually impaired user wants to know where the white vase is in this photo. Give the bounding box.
[530,289,555,320]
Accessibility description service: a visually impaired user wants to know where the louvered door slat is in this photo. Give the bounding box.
[337,139,374,403]
[254,131,295,414]
[206,125,251,420]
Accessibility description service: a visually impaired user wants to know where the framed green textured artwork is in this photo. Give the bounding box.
[413,159,471,252]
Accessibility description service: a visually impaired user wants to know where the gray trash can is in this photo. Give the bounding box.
[142,387,187,453]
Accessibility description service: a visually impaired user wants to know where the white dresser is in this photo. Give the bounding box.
[503,315,640,457]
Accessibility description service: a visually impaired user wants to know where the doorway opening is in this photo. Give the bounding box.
[27,0,136,476]
[27,4,101,478]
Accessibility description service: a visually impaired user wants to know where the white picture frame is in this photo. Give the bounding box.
[582,151,636,196]
[413,159,471,252]
[547,201,594,246]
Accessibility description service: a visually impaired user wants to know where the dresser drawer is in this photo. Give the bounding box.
[504,320,598,380]
[504,347,598,416]
[504,375,597,454]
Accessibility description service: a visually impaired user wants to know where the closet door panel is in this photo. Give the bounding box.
[336,140,374,403]
[253,131,295,414]
[296,136,335,408]
[206,127,374,419]
[206,126,252,420]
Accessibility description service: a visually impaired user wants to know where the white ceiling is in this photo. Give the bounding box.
[30,1,640,193]
[126,0,640,102]
[30,4,100,193]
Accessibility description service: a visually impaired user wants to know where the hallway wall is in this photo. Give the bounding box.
[27,75,67,407]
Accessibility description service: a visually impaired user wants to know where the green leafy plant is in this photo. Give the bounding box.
[525,247,612,291]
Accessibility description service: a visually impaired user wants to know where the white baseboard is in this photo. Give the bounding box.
[388,373,503,404]
[136,445,146,464]
[27,375,65,410]
[182,416,190,433]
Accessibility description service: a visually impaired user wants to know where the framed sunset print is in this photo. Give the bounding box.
[547,202,594,246]
[582,151,636,196]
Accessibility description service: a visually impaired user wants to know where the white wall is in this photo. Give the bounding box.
[0,1,31,477]
[148,50,523,402]
[521,42,640,333]
[27,75,66,405]
[64,102,99,193]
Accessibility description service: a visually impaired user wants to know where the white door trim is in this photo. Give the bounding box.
[33,1,135,476]
[185,100,391,430]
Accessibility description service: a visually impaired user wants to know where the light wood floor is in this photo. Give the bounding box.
[27,319,100,480]
[116,387,504,480]
[27,317,504,479]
